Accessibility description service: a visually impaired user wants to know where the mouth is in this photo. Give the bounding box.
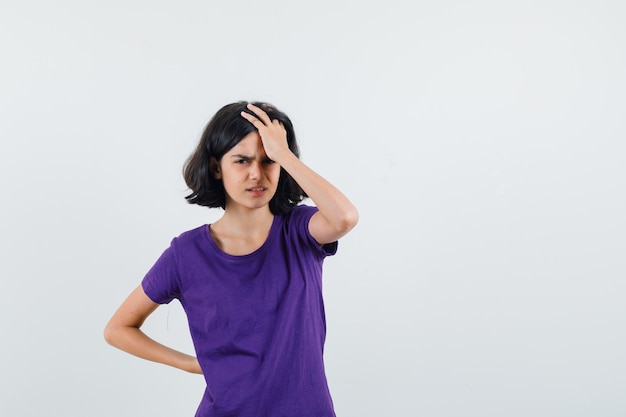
[246,186,268,196]
[246,186,267,192]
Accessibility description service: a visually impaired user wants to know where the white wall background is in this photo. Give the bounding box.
[1,0,624,416]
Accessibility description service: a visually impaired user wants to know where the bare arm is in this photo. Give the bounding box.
[276,151,358,244]
[242,104,359,244]
[103,285,202,374]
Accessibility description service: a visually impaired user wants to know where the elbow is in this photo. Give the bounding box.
[103,322,115,346]
[103,321,123,347]
[337,207,359,235]
[346,207,359,231]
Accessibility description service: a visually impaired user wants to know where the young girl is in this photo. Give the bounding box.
[104,101,358,417]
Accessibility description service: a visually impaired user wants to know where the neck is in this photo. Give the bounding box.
[215,205,274,237]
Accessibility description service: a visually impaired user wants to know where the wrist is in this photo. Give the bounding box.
[273,148,298,168]
[183,355,202,374]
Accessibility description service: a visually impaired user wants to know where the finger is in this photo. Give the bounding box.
[240,110,264,127]
[246,103,273,125]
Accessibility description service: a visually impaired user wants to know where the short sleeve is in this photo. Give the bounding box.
[289,205,338,258]
[141,240,181,304]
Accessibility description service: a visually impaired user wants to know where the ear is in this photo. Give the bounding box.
[209,157,221,179]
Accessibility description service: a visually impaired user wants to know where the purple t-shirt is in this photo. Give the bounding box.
[142,205,338,417]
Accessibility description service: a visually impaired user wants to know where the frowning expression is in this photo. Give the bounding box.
[212,131,280,211]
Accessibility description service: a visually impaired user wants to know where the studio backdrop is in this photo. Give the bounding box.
[1,1,624,416]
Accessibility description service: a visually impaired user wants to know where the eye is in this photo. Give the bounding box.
[262,158,275,164]
[235,159,249,164]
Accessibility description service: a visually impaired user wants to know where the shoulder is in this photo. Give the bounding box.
[171,224,208,244]
[283,204,318,222]
[281,204,337,257]
[280,204,318,233]
[165,225,210,260]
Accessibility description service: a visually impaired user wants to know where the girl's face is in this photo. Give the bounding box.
[214,131,280,212]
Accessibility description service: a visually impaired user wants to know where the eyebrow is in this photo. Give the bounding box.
[230,154,273,161]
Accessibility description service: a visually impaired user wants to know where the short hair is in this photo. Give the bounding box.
[183,101,307,214]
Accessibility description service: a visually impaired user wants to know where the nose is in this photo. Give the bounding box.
[249,161,262,180]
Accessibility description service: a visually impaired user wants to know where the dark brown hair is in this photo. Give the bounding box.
[183,101,306,214]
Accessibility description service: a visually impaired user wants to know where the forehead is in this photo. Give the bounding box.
[226,131,264,155]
